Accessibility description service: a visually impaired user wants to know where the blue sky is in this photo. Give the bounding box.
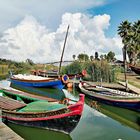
[0,0,139,62]
[87,0,140,37]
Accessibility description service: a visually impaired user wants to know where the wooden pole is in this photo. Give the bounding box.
[58,25,70,75]
[123,46,128,90]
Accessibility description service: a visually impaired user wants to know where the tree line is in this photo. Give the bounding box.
[72,51,116,62]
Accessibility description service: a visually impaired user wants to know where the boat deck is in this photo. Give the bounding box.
[1,88,58,102]
[0,96,26,111]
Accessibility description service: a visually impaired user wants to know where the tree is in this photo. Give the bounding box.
[118,20,140,65]
[90,55,94,61]
[106,51,115,62]
[104,54,107,60]
[100,54,104,60]
[95,52,99,60]
[72,55,76,60]
[118,20,131,59]
[118,20,131,89]
[26,59,34,65]
[130,20,140,64]
[78,53,89,62]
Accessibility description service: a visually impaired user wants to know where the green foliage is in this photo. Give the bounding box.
[107,51,116,62]
[90,55,94,61]
[95,52,99,60]
[118,20,140,64]
[0,65,8,79]
[77,53,89,61]
[72,55,76,60]
[0,58,35,75]
[63,60,116,82]
[26,59,34,65]
[86,60,116,82]
[61,61,81,74]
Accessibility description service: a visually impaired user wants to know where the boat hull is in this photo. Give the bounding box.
[3,115,81,134]
[130,65,140,75]
[85,94,140,111]
[79,83,140,111]
[11,78,64,89]
[2,94,85,134]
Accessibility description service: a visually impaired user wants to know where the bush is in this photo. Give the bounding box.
[63,60,116,82]
[61,61,82,74]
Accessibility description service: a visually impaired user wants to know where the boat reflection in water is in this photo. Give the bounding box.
[88,99,140,131]
[7,122,72,140]
[10,83,65,100]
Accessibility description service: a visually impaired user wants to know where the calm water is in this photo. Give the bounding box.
[0,80,140,140]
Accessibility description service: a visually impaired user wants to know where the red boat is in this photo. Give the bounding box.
[1,88,84,134]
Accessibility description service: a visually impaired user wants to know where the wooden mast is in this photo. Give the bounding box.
[58,25,70,75]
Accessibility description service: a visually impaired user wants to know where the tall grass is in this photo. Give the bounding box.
[62,60,117,83]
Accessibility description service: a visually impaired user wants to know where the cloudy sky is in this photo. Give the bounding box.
[0,0,139,63]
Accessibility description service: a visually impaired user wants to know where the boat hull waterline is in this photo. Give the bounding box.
[11,75,64,89]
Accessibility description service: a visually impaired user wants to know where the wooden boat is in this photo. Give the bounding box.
[129,65,140,75]
[79,82,140,111]
[31,69,85,80]
[10,74,68,89]
[0,88,85,134]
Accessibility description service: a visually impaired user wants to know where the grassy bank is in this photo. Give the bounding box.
[117,72,140,88]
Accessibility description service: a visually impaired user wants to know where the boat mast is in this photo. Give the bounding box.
[58,25,70,75]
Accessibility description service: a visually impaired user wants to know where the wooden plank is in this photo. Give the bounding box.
[0,122,24,140]
[119,81,140,94]
[0,96,26,111]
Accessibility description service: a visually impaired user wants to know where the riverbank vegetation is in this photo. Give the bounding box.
[62,51,121,83]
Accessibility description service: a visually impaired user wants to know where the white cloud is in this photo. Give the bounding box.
[0,0,106,32]
[0,13,123,63]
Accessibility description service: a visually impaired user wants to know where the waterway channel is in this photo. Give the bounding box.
[0,80,140,140]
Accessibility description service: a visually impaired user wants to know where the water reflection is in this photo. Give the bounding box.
[86,98,140,132]
[7,122,72,140]
[10,83,65,100]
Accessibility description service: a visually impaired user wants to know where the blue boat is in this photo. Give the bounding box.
[10,74,65,89]
[79,82,140,112]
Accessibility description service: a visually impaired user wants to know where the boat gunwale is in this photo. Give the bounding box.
[11,77,59,83]
[79,82,140,102]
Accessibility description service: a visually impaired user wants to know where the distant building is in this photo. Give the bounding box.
[109,60,124,66]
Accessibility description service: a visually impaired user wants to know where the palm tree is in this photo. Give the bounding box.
[118,20,132,55]
[118,20,131,90]
[131,20,140,64]
[100,55,104,60]
[95,52,99,60]
[90,55,94,61]
[118,20,140,65]
[72,55,76,61]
